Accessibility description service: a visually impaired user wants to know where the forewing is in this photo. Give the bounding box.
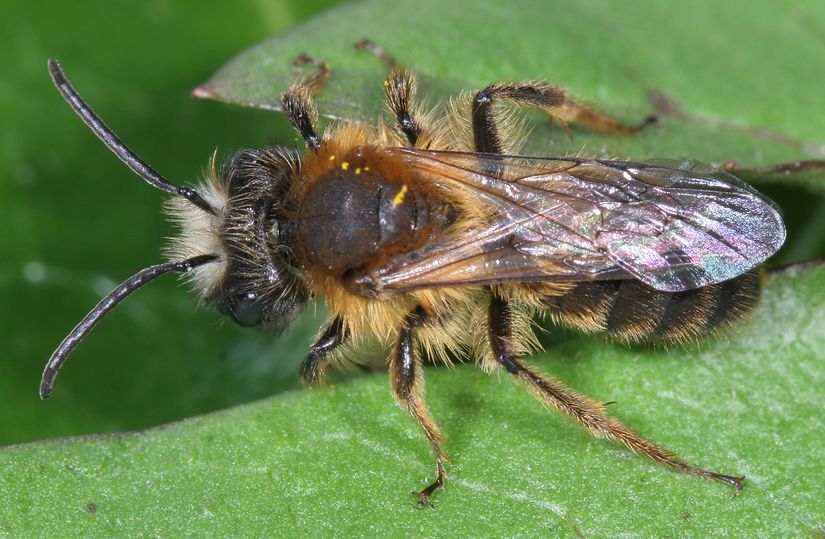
[366,149,785,293]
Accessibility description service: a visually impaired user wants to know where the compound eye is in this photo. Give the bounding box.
[229,291,265,327]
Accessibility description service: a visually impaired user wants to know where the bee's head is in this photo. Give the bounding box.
[41,60,308,399]
[168,148,309,331]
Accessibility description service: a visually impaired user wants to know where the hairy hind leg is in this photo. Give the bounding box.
[472,81,655,153]
[487,291,744,492]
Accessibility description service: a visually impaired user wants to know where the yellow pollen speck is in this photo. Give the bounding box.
[392,184,409,206]
[355,168,362,175]
[383,80,390,87]
[329,155,336,161]
[341,162,350,171]
[364,166,370,171]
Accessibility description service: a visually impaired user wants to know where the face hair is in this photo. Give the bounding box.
[40,254,217,399]
[47,59,215,215]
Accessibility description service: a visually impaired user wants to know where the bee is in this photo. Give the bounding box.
[43,48,785,506]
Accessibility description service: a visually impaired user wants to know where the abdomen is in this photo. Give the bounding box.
[542,269,763,344]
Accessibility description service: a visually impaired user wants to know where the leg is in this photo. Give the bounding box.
[472,82,655,153]
[300,316,348,385]
[354,38,398,68]
[383,68,426,146]
[292,52,330,94]
[487,291,744,492]
[279,53,329,150]
[355,39,433,148]
[391,306,447,507]
[722,159,825,175]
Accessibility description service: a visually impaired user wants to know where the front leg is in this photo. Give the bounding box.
[279,53,329,150]
[300,316,349,385]
[391,306,447,507]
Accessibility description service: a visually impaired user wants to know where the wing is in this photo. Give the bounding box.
[361,148,786,294]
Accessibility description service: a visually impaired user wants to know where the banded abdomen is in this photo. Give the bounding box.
[543,270,763,344]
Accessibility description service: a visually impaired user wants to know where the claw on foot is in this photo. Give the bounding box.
[683,464,745,495]
[413,483,440,508]
[413,478,442,508]
[414,490,434,508]
[713,473,745,495]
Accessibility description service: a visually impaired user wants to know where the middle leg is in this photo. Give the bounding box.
[383,68,427,147]
[391,305,448,507]
[356,39,437,148]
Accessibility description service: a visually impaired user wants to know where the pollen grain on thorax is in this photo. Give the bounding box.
[393,184,409,206]
[341,161,350,171]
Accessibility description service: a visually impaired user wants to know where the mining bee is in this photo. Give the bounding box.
[43,43,785,506]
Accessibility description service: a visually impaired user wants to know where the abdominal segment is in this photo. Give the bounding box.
[543,269,762,344]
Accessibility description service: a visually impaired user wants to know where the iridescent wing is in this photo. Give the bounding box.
[361,148,785,294]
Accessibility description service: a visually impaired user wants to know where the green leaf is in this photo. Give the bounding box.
[2,265,824,536]
[3,0,825,536]
[199,0,825,170]
[197,0,825,261]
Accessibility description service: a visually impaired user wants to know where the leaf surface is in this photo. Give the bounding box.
[2,0,824,536]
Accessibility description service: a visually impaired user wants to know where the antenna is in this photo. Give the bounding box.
[40,254,217,399]
[48,59,215,214]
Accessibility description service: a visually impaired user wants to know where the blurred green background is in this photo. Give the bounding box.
[2,0,824,447]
